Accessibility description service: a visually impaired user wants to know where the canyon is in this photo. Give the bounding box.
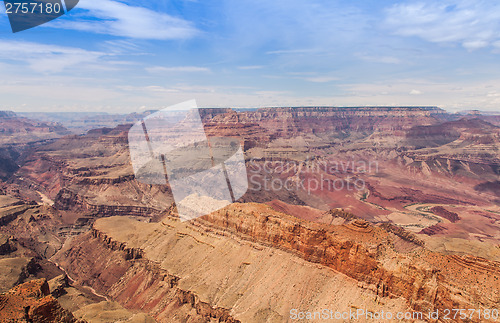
[0,107,499,322]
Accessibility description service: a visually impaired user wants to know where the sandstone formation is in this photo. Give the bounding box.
[0,106,498,322]
[0,278,83,322]
[53,203,500,322]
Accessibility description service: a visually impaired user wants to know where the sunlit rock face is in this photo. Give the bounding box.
[0,106,499,322]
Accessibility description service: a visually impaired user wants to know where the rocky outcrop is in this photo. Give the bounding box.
[327,208,359,221]
[53,189,85,210]
[3,107,498,322]
[54,188,159,218]
[111,262,240,323]
[379,222,425,246]
[0,278,84,322]
[91,228,143,260]
[75,175,135,185]
[0,111,70,149]
[201,106,445,149]
[0,257,41,293]
[448,254,500,276]
[48,274,70,298]
[0,205,30,226]
[419,224,448,235]
[54,204,500,322]
[0,234,16,255]
[84,203,158,218]
[54,228,240,322]
[192,204,499,318]
[430,206,460,223]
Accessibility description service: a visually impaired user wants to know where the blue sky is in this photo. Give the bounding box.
[1,0,500,113]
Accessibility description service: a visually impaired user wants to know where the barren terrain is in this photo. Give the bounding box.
[0,107,498,322]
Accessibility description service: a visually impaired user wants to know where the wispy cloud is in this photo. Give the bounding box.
[146,66,211,73]
[340,78,500,110]
[303,76,338,83]
[385,1,500,50]
[266,49,318,55]
[50,0,197,40]
[357,54,402,64]
[0,75,124,108]
[237,65,264,70]
[0,40,107,73]
[100,39,143,54]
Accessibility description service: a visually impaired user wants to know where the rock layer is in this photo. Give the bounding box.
[0,278,83,322]
[54,203,500,322]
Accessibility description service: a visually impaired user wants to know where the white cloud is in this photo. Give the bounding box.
[144,85,180,93]
[4,75,500,113]
[146,66,211,73]
[0,40,107,73]
[101,39,142,54]
[303,76,338,83]
[266,49,318,55]
[357,54,402,64]
[462,40,489,50]
[340,78,500,111]
[237,65,264,70]
[385,1,500,50]
[148,85,216,93]
[0,76,123,106]
[49,0,197,40]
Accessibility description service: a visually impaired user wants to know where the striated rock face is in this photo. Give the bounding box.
[0,111,70,181]
[6,124,173,217]
[378,222,425,246]
[54,188,159,218]
[197,204,499,315]
[419,224,447,236]
[6,107,497,218]
[201,106,445,151]
[54,226,241,322]
[0,111,70,146]
[0,278,84,322]
[208,106,444,132]
[54,203,500,322]
[91,228,143,260]
[0,205,30,226]
[1,106,498,321]
[430,206,460,223]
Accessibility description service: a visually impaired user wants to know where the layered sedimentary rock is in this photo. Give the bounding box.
[7,107,497,211]
[0,111,69,146]
[6,124,173,219]
[54,203,500,322]
[0,278,83,322]
[1,106,499,322]
[430,206,460,223]
[0,111,70,181]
